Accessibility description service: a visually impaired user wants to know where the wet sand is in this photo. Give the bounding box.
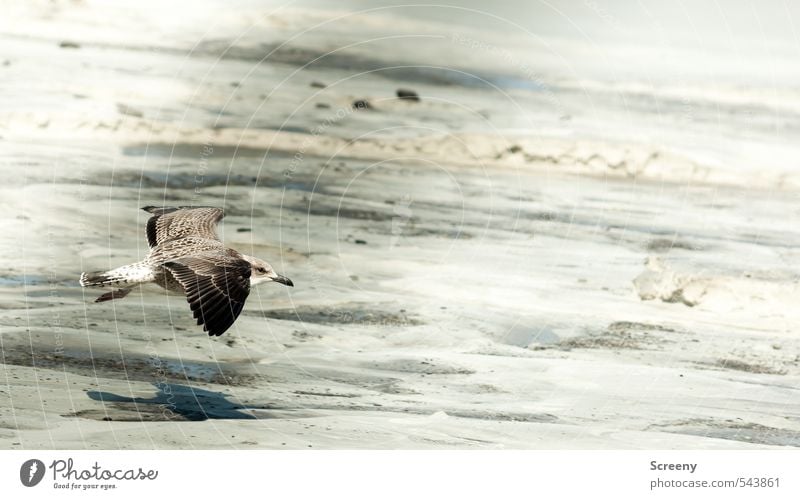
[1,1,799,449]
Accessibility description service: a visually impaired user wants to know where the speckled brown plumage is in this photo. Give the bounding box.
[80,206,294,337]
[143,206,224,247]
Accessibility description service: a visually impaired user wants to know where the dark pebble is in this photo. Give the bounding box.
[59,41,81,49]
[396,88,420,102]
[354,239,367,245]
[310,81,327,88]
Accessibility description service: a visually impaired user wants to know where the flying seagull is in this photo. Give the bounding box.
[79,206,293,336]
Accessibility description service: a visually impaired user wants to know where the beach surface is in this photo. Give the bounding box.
[1,0,799,449]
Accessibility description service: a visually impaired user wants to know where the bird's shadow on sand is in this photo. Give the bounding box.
[87,383,270,421]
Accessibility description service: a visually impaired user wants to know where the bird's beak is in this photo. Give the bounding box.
[272,275,294,287]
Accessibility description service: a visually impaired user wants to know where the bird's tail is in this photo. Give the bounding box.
[79,263,154,288]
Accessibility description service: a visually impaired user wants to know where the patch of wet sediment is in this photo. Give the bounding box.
[289,204,397,222]
[302,368,420,395]
[289,203,476,239]
[363,358,475,375]
[552,322,687,351]
[358,223,473,240]
[649,419,800,447]
[292,390,362,398]
[645,238,699,252]
[696,359,788,376]
[194,41,516,89]
[250,304,423,326]
[0,348,257,386]
[122,142,295,159]
[66,170,320,194]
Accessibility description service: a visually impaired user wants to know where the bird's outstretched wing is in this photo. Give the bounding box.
[163,254,251,336]
[142,206,225,247]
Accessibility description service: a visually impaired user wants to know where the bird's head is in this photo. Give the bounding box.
[242,255,294,287]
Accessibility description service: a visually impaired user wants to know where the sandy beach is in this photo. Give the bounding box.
[1,0,799,449]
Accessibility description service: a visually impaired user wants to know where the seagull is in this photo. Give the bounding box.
[79,206,293,336]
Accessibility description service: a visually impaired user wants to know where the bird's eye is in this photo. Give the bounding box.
[257,267,267,274]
